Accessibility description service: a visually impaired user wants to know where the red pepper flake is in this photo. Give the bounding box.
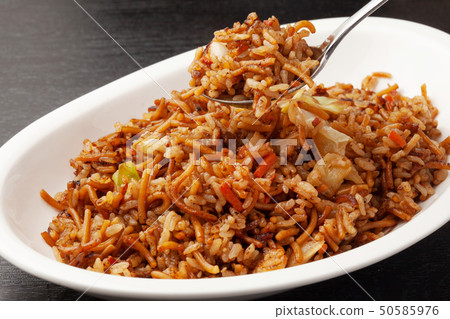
[389,130,407,148]
[107,256,117,265]
[200,56,212,66]
[264,19,274,27]
[335,194,358,207]
[312,117,321,127]
[254,152,278,178]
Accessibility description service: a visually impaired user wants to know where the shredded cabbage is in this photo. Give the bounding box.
[307,153,352,197]
[112,162,140,187]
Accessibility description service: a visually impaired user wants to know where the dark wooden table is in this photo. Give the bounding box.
[1,0,449,301]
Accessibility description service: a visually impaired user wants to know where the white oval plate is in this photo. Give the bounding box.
[0,17,449,300]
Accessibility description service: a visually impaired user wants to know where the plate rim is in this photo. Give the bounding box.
[0,16,449,300]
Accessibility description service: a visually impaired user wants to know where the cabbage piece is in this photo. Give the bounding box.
[307,153,352,197]
[301,239,325,263]
[112,162,140,187]
[280,101,290,114]
[283,89,349,115]
[314,125,352,156]
[138,135,169,155]
[300,108,317,129]
[280,87,307,114]
[208,41,229,61]
[345,165,364,184]
[288,102,352,156]
[292,87,307,100]
[300,95,349,115]
[287,101,307,129]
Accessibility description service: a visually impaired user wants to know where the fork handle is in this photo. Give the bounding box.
[317,0,389,72]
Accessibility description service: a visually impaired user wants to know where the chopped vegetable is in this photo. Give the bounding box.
[297,108,316,128]
[254,152,277,178]
[314,125,352,156]
[107,256,117,265]
[300,95,349,115]
[280,101,290,114]
[253,246,287,273]
[208,41,230,60]
[281,87,307,113]
[138,135,169,155]
[389,130,406,148]
[301,239,325,263]
[292,86,307,100]
[307,153,352,197]
[385,94,394,111]
[112,162,140,187]
[287,100,307,129]
[287,101,352,156]
[345,165,364,184]
[297,97,329,120]
[219,182,244,212]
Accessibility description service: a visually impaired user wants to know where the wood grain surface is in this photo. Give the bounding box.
[0,0,449,300]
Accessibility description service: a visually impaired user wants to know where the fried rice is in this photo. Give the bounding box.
[188,13,318,117]
[41,14,450,279]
